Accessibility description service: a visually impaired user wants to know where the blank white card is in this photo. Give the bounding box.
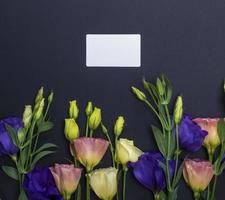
[86,34,141,67]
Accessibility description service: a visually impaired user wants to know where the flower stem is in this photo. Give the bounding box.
[206,152,213,200]
[172,125,180,188]
[27,121,36,167]
[194,192,200,200]
[74,157,81,200]
[86,174,90,200]
[89,129,93,137]
[122,168,127,200]
[210,175,217,200]
[85,117,89,137]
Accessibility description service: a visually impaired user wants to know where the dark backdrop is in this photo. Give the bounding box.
[1,0,225,199]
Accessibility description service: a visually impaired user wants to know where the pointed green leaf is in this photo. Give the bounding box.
[37,121,54,134]
[173,161,184,187]
[151,125,166,156]
[32,143,57,156]
[5,124,19,147]
[2,166,18,180]
[30,150,55,170]
[217,119,225,143]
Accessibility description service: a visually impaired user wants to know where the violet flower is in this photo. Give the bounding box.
[128,152,175,194]
[23,166,63,200]
[174,115,207,153]
[0,117,23,156]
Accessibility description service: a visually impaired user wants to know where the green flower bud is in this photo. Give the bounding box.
[131,87,146,101]
[174,96,183,124]
[48,91,54,104]
[156,78,165,96]
[69,100,79,120]
[35,87,44,104]
[114,116,125,137]
[18,128,26,144]
[101,124,108,135]
[88,107,102,130]
[22,105,32,128]
[34,98,45,121]
[64,118,79,141]
[85,101,93,116]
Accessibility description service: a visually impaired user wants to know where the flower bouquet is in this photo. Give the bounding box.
[0,75,225,200]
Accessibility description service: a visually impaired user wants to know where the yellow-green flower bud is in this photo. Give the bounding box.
[64,118,79,141]
[88,107,102,130]
[156,78,165,96]
[18,128,26,144]
[131,87,146,101]
[69,100,79,120]
[174,96,183,124]
[85,101,93,116]
[48,91,54,104]
[34,98,45,121]
[114,116,125,137]
[35,87,44,104]
[23,105,32,128]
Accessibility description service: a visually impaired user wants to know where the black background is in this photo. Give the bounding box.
[0,0,225,199]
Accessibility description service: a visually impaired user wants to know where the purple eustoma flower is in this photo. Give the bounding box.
[128,152,175,194]
[174,115,207,153]
[0,117,23,156]
[23,166,63,200]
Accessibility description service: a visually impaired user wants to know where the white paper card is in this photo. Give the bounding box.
[86,34,141,67]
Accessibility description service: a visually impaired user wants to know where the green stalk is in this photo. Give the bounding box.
[164,104,173,197]
[105,131,115,167]
[26,121,36,167]
[86,174,90,200]
[206,152,213,200]
[89,129,93,137]
[172,125,180,188]
[74,157,81,200]
[194,192,200,200]
[85,117,89,137]
[210,176,217,200]
[122,168,127,200]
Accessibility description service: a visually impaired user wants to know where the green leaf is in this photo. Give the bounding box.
[18,148,28,172]
[173,161,184,187]
[219,161,225,174]
[32,143,57,156]
[2,166,18,180]
[18,190,28,200]
[217,119,225,143]
[158,191,166,200]
[37,121,54,134]
[151,125,166,156]
[30,150,55,170]
[168,135,176,159]
[5,124,19,147]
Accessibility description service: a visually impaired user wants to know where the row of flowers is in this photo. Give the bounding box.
[0,76,225,200]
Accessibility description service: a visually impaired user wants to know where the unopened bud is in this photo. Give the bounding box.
[64,118,79,141]
[48,91,54,104]
[85,101,93,116]
[156,78,165,96]
[174,96,183,124]
[35,87,44,104]
[34,98,45,121]
[131,87,146,101]
[23,105,32,128]
[88,107,102,130]
[69,100,79,120]
[114,116,125,137]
